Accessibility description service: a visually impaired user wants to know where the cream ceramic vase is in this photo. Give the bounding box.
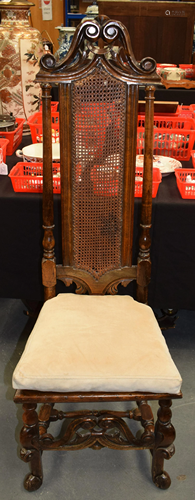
[0,0,44,122]
[55,26,76,61]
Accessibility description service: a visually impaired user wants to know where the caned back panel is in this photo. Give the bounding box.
[71,66,126,279]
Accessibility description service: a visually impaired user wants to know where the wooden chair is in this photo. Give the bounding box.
[13,16,182,492]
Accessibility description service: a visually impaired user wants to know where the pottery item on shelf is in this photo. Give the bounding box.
[136,154,182,176]
[161,67,185,81]
[156,63,177,76]
[55,26,76,61]
[0,0,44,123]
[179,64,195,79]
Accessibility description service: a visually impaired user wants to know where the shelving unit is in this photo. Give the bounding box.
[65,0,86,26]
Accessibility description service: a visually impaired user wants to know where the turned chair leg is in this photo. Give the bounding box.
[152,399,176,489]
[20,403,43,492]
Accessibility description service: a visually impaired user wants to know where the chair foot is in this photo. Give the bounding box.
[153,471,171,490]
[156,309,178,331]
[24,473,42,492]
[20,404,43,491]
[152,399,175,490]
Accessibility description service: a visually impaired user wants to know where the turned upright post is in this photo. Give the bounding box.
[137,85,155,303]
[41,82,56,301]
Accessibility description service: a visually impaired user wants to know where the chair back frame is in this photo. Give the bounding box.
[36,16,160,302]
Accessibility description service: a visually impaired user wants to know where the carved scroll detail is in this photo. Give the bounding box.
[58,276,90,294]
[39,17,159,84]
[33,406,155,452]
[105,279,134,295]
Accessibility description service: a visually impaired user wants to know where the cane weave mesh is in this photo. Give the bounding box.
[71,66,126,279]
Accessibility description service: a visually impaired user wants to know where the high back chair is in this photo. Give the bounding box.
[13,16,182,492]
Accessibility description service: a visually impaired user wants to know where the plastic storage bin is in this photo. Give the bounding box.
[134,167,161,198]
[191,150,195,167]
[0,138,9,162]
[175,168,195,199]
[137,115,195,161]
[9,162,61,193]
[0,118,25,155]
[27,112,59,143]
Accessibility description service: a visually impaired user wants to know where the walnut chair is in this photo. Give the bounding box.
[13,16,182,492]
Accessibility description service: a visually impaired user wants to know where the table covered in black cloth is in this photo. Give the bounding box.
[0,135,195,310]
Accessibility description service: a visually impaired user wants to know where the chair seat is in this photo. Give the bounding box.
[12,294,182,394]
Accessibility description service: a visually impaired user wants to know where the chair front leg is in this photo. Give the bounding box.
[152,399,175,489]
[20,403,43,492]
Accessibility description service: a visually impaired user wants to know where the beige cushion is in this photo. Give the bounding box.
[12,294,182,394]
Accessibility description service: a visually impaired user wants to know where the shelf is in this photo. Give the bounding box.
[65,0,86,26]
[66,13,86,19]
[161,78,195,89]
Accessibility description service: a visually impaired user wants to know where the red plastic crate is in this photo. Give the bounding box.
[9,162,61,193]
[0,118,25,155]
[177,105,193,118]
[175,168,195,199]
[135,167,162,198]
[9,162,161,198]
[189,104,195,120]
[137,115,195,161]
[27,112,60,143]
[0,138,9,162]
[191,150,195,167]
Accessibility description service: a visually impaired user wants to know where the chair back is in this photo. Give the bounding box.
[37,16,160,302]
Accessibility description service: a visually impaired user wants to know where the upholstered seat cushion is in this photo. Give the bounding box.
[12,294,182,394]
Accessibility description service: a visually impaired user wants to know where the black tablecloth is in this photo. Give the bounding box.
[1,135,195,310]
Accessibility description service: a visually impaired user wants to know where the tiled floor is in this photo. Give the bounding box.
[0,298,194,500]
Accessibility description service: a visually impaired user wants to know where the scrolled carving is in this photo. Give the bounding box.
[38,409,156,452]
[84,20,100,41]
[105,281,121,295]
[63,278,73,287]
[102,21,119,42]
[105,278,134,295]
[58,275,89,294]
[75,279,89,294]
[41,53,56,70]
[37,16,160,84]
[20,448,34,463]
[140,57,156,73]
[157,443,175,461]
